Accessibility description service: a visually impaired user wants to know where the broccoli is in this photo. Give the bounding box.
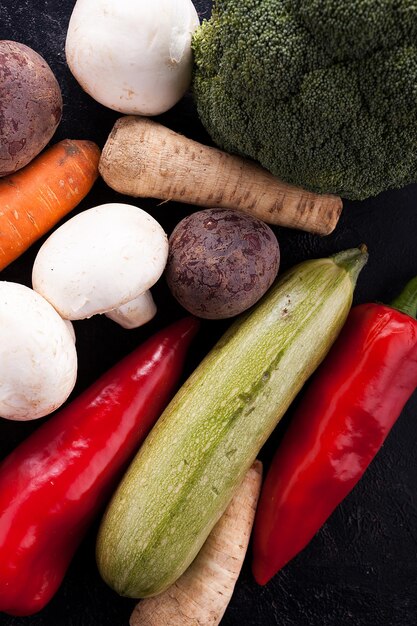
[192,0,417,200]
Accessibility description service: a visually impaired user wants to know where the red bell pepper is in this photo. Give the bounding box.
[252,278,417,585]
[0,316,199,616]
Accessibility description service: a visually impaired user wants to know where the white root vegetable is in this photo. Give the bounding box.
[130,460,262,626]
[99,116,343,236]
[65,0,200,115]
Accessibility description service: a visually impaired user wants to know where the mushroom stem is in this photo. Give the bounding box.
[105,291,157,329]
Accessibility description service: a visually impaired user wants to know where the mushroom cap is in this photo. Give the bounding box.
[65,0,200,116]
[32,203,168,320]
[0,282,77,421]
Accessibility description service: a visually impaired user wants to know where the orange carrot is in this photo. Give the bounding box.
[0,139,100,271]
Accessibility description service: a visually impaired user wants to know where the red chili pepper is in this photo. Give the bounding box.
[252,278,417,586]
[0,316,199,616]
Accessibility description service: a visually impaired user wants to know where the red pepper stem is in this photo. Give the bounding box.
[331,245,369,286]
[390,276,417,319]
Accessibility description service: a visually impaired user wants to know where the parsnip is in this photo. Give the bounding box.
[129,461,262,626]
[99,116,343,236]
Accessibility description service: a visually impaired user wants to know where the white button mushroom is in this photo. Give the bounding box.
[0,282,77,421]
[65,0,200,116]
[32,203,168,329]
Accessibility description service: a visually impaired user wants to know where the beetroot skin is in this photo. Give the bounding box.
[0,41,62,176]
[166,209,280,319]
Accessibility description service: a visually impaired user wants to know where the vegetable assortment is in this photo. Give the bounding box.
[0,0,416,624]
[96,248,367,598]
[0,317,198,615]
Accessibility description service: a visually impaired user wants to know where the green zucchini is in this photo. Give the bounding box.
[96,248,367,598]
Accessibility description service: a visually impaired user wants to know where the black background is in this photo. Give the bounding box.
[1,1,417,625]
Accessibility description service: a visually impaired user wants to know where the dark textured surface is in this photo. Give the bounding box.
[0,1,417,625]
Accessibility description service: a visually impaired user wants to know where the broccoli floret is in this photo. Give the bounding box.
[192,0,417,200]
